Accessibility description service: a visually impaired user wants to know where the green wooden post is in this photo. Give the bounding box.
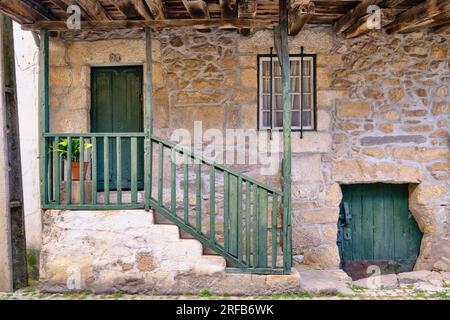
[195,162,202,232]
[170,148,176,214]
[277,0,292,273]
[245,181,251,266]
[39,29,49,206]
[104,136,110,204]
[144,28,154,211]
[66,136,72,205]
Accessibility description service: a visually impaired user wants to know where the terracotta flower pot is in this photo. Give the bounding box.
[71,161,89,181]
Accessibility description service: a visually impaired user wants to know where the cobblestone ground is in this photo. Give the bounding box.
[0,285,449,300]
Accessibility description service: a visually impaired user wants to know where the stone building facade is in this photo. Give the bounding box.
[47,25,449,276]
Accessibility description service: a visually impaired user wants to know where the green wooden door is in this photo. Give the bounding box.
[91,66,144,190]
[338,184,422,280]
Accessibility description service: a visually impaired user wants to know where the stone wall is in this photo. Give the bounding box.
[47,26,450,272]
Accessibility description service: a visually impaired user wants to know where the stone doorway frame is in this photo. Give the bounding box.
[330,160,442,272]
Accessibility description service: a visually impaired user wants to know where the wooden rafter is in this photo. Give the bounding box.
[334,0,383,34]
[67,0,112,21]
[288,0,315,36]
[220,0,237,19]
[385,0,450,34]
[237,0,257,35]
[380,0,407,8]
[113,0,152,20]
[182,0,210,19]
[22,18,273,31]
[0,0,42,23]
[21,0,57,21]
[238,0,257,19]
[144,0,166,20]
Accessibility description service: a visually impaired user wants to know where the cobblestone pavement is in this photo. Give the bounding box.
[0,286,449,300]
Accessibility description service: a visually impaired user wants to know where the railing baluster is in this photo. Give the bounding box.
[131,137,138,204]
[158,142,163,205]
[183,152,189,224]
[54,136,61,205]
[224,172,229,252]
[229,175,238,256]
[170,148,176,215]
[237,177,243,262]
[79,137,85,204]
[209,166,215,243]
[116,137,122,204]
[272,193,279,269]
[92,137,97,205]
[245,181,251,267]
[145,138,152,210]
[104,136,110,204]
[195,161,202,232]
[48,138,53,202]
[253,185,259,267]
[259,188,268,268]
[66,136,72,205]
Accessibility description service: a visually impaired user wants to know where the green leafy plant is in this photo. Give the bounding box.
[53,138,92,162]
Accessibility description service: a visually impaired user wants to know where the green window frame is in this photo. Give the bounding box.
[257,54,317,131]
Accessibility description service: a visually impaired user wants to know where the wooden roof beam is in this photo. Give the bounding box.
[71,0,112,21]
[22,19,273,31]
[288,0,315,36]
[385,0,450,34]
[182,0,210,19]
[237,0,257,35]
[220,0,237,19]
[0,0,42,23]
[21,0,57,20]
[334,0,383,34]
[144,0,166,20]
[113,0,152,20]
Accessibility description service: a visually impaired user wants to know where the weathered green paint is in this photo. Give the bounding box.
[271,193,278,268]
[144,28,153,211]
[209,166,215,243]
[116,137,122,204]
[66,137,72,205]
[103,136,109,204]
[79,137,85,204]
[170,148,176,214]
[54,136,61,204]
[338,184,423,279]
[224,172,229,253]
[245,181,251,266]
[91,137,97,205]
[91,66,144,191]
[158,142,163,205]
[183,152,189,224]
[228,175,238,257]
[131,137,138,204]
[276,0,292,273]
[195,162,202,232]
[258,188,268,267]
[39,29,49,206]
[237,177,243,262]
[253,186,259,267]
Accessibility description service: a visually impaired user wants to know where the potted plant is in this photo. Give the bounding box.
[54,138,92,181]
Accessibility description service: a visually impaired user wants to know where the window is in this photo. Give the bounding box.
[258,54,316,131]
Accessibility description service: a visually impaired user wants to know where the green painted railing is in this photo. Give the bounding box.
[43,132,290,274]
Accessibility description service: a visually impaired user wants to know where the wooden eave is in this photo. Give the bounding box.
[0,0,449,38]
